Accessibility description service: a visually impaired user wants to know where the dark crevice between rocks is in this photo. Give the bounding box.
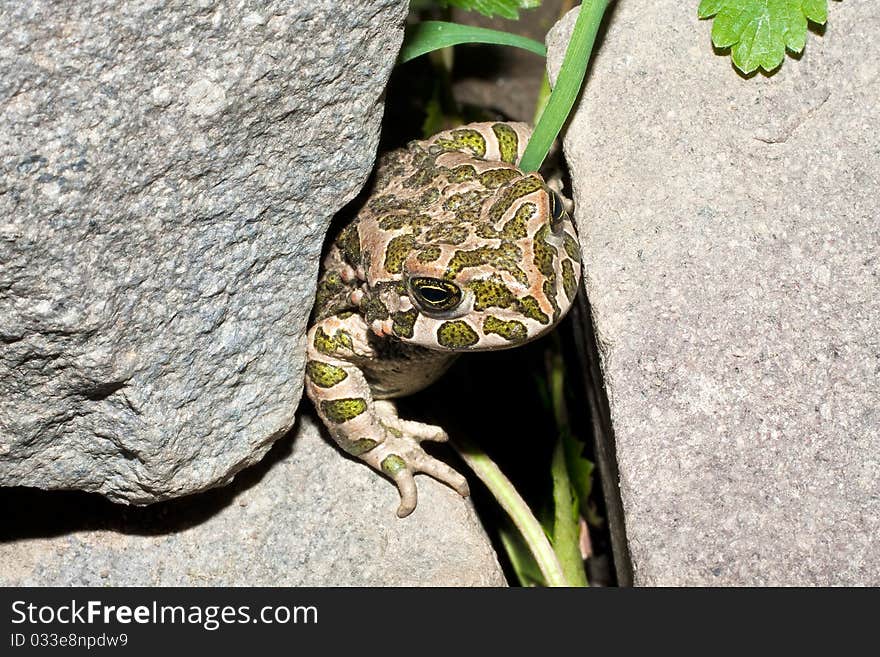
[570,292,633,586]
[0,417,301,542]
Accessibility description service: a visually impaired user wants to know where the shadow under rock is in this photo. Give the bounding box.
[0,417,301,541]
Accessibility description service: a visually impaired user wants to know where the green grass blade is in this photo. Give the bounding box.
[563,429,596,520]
[499,525,547,587]
[452,436,570,587]
[399,21,547,64]
[519,0,610,173]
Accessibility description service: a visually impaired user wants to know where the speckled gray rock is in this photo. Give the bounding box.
[0,415,506,586]
[0,0,408,502]
[548,1,879,585]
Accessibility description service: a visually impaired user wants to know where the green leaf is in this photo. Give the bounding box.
[562,430,594,514]
[436,0,542,20]
[802,0,828,23]
[699,0,829,74]
[499,524,547,587]
[698,0,727,17]
[550,437,589,587]
[398,21,546,64]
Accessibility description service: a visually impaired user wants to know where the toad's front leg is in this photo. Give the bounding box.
[305,314,470,517]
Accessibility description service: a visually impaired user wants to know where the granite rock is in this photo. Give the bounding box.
[0,415,506,586]
[548,1,880,585]
[0,0,409,502]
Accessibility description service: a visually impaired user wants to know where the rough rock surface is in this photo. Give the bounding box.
[548,1,879,585]
[0,415,506,586]
[0,0,408,502]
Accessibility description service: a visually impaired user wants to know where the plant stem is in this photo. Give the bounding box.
[548,339,567,430]
[532,73,552,126]
[519,0,610,172]
[452,436,570,587]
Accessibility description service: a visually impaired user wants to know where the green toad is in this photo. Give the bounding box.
[306,122,581,517]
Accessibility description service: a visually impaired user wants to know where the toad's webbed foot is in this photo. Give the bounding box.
[363,401,470,517]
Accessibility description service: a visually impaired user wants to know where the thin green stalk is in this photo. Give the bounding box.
[547,343,590,587]
[519,0,610,172]
[532,73,552,126]
[452,436,570,587]
[549,343,567,430]
[550,437,589,586]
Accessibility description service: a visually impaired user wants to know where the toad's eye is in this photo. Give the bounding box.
[410,277,463,313]
[549,190,566,230]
